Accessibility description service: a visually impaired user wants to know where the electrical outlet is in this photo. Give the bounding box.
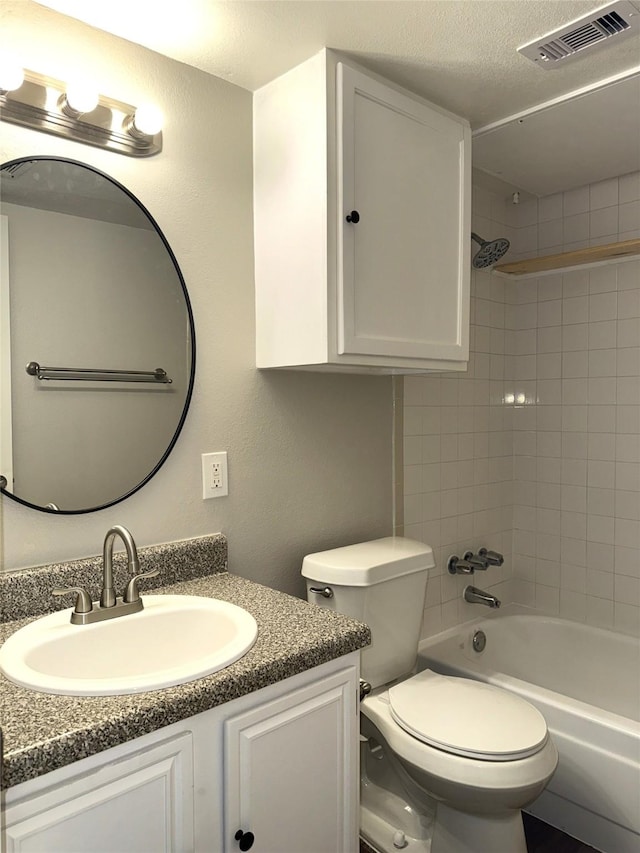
[201,451,228,499]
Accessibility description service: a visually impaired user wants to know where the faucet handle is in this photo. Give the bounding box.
[52,586,93,614]
[463,551,490,570]
[123,569,159,604]
[479,548,504,566]
[447,555,475,575]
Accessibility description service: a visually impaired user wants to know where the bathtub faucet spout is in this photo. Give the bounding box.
[463,585,501,608]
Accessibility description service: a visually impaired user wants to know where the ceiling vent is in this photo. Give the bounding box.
[519,0,640,68]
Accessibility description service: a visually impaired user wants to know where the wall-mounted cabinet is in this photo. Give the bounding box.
[254,50,471,374]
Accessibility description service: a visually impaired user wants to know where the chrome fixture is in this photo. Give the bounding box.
[463,586,501,608]
[0,66,162,157]
[102,525,141,606]
[52,526,158,625]
[472,630,487,652]
[52,585,92,616]
[447,555,476,575]
[471,232,510,269]
[463,551,490,571]
[449,549,504,574]
[26,362,172,384]
[309,586,334,598]
[479,548,504,566]
[359,679,372,701]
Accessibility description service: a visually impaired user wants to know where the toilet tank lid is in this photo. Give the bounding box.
[301,537,435,586]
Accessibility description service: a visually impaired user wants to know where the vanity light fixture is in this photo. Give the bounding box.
[0,58,25,94]
[123,104,164,139]
[58,81,100,118]
[0,67,162,157]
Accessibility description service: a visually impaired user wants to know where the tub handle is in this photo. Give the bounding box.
[464,551,489,570]
[447,555,475,575]
[479,548,504,566]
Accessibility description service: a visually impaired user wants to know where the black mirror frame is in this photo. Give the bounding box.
[0,155,196,515]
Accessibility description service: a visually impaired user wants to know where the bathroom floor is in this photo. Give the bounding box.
[522,814,598,853]
[359,813,598,852]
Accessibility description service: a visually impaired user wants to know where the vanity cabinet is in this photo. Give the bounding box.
[254,49,471,374]
[224,668,356,853]
[2,733,193,853]
[2,654,359,853]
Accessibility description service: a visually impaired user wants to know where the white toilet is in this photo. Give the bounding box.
[302,537,558,853]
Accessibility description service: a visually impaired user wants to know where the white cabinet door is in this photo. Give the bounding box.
[254,50,470,373]
[3,733,194,853]
[337,62,470,363]
[223,665,358,853]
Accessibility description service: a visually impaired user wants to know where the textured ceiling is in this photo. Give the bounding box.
[35,0,640,128]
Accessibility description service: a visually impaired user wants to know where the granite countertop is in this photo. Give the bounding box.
[0,569,370,790]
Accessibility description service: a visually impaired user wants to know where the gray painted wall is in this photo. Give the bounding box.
[0,1,393,597]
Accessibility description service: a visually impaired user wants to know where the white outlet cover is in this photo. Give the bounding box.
[201,451,228,499]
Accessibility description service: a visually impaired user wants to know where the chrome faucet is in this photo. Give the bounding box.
[101,525,140,607]
[463,585,501,608]
[448,552,488,574]
[53,525,158,625]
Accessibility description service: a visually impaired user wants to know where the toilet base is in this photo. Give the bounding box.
[361,802,431,853]
[360,711,533,853]
[431,803,527,853]
[360,733,432,853]
[361,798,527,853]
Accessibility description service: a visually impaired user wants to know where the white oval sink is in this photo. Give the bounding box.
[0,595,258,696]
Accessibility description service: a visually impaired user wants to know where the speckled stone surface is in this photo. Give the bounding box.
[0,533,227,622]
[0,546,370,790]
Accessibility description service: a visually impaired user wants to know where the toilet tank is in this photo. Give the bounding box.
[302,537,434,688]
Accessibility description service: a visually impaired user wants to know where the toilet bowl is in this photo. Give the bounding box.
[302,538,558,853]
[362,672,558,852]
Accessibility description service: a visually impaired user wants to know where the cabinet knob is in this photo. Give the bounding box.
[345,210,360,224]
[234,830,255,851]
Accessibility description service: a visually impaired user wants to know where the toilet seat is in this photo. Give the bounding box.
[388,669,548,761]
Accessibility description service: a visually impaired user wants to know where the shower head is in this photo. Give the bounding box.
[471,232,510,269]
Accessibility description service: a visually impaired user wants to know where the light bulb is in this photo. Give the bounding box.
[132,103,163,136]
[64,82,99,115]
[0,58,24,93]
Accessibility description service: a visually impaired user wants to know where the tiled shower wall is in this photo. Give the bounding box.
[398,185,516,639]
[509,171,640,638]
[401,172,640,639]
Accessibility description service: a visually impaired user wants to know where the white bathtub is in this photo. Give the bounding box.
[418,608,640,853]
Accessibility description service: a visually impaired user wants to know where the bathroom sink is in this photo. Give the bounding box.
[0,595,258,696]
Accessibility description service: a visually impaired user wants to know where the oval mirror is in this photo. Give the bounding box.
[0,157,195,514]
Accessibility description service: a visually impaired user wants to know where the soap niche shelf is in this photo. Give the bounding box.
[494,237,640,277]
